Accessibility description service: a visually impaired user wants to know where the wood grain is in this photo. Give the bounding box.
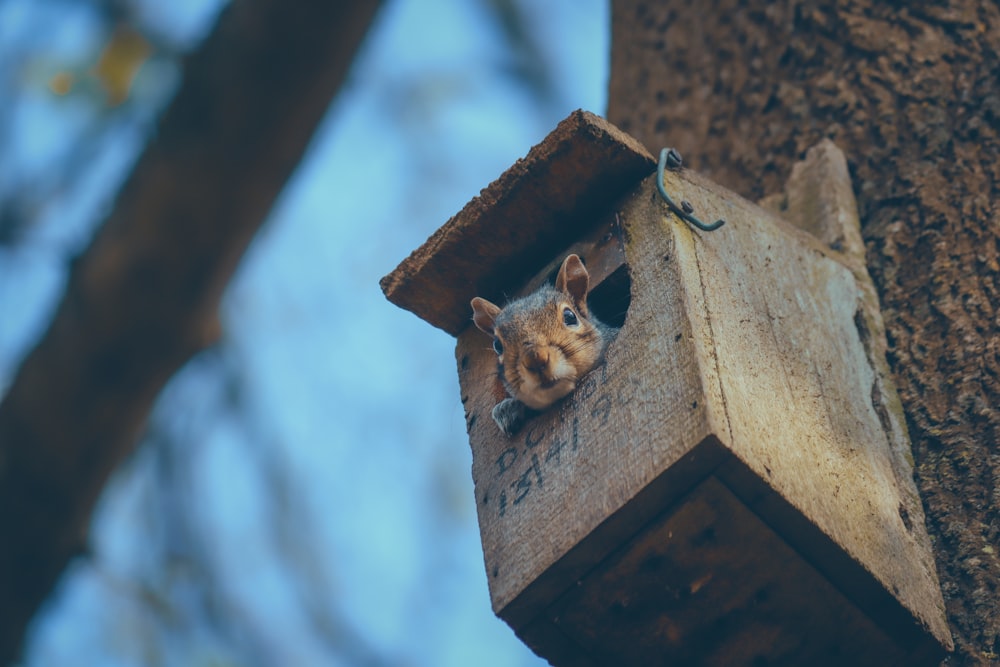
[666,164,951,651]
[551,476,904,666]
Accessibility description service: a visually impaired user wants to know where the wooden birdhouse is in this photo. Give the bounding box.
[380,110,952,665]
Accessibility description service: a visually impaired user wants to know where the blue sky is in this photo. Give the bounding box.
[3,0,610,665]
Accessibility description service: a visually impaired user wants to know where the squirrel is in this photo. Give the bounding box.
[470,254,618,436]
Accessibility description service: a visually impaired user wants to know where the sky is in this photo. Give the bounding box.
[1,0,610,665]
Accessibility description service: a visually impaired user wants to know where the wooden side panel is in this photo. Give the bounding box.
[663,167,951,649]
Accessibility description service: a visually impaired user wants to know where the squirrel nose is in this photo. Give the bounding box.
[523,346,550,372]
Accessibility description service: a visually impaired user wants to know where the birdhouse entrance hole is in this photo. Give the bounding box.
[586,259,630,330]
[513,212,632,331]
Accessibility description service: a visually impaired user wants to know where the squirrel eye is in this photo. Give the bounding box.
[562,307,579,327]
[492,337,504,356]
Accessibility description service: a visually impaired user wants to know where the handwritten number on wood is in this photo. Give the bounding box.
[496,448,518,475]
[512,454,544,505]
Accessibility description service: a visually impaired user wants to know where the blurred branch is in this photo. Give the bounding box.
[0,0,382,662]
[133,345,397,665]
[484,0,562,112]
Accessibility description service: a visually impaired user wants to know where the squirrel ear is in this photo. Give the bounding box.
[471,297,501,335]
[556,254,590,308]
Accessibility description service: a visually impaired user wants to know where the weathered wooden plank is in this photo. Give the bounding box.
[758,138,867,267]
[549,476,905,666]
[380,109,655,336]
[755,140,950,654]
[665,164,951,652]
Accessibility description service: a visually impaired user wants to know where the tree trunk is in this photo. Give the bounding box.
[0,0,381,662]
[608,1,999,664]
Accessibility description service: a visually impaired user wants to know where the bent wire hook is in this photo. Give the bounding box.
[656,147,726,232]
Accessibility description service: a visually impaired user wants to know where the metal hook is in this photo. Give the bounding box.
[656,147,726,232]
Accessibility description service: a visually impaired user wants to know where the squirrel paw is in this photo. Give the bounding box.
[492,398,531,436]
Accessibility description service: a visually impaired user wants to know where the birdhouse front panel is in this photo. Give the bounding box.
[456,207,720,627]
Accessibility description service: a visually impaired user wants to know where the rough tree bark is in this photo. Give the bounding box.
[0,0,381,662]
[608,1,999,664]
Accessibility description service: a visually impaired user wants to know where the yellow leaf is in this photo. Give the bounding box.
[48,71,75,96]
[91,25,151,106]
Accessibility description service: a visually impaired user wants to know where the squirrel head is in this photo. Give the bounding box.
[470,254,609,411]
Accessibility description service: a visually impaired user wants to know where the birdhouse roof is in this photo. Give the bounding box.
[379,109,655,336]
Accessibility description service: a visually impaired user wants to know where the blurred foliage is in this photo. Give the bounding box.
[0,0,208,250]
[76,23,152,105]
